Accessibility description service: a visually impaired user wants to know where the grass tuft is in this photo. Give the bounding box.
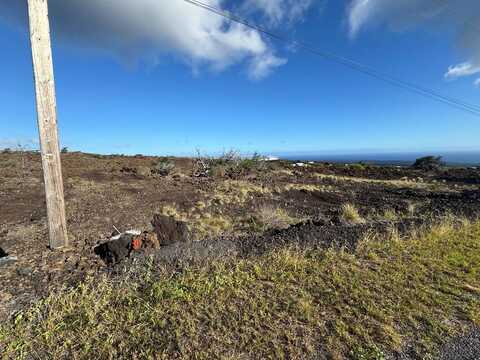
[382,209,398,221]
[247,205,298,232]
[341,203,366,224]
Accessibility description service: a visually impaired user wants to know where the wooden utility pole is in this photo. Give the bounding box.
[27,0,68,249]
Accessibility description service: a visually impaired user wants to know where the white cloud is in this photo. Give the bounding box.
[347,0,480,86]
[0,0,286,79]
[445,62,480,80]
[475,79,480,88]
[348,0,375,38]
[248,53,287,80]
[243,0,313,26]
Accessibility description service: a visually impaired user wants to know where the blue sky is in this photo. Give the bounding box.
[0,0,479,156]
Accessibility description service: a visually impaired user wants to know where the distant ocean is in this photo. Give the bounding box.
[277,151,480,167]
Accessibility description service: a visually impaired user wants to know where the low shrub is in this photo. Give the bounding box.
[350,162,367,171]
[193,150,267,178]
[152,158,175,176]
[412,156,444,171]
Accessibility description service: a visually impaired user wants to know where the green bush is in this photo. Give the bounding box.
[412,156,444,171]
[193,150,267,178]
[350,162,367,171]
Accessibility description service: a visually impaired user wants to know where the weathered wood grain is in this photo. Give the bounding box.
[27,0,68,249]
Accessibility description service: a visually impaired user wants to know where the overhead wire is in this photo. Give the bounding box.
[182,0,480,117]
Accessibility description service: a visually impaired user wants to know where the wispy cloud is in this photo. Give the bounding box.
[248,52,288,80]
[242,0,314,26]
[347,0,480,87]
[445,62,480,80]
[475,78,480,88]
[0,0,286,79]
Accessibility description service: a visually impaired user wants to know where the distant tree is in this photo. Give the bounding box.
[61,147,69,154]
[412,156,444,171]
[2,148,11,154]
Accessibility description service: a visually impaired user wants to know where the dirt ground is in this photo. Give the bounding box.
[1,151,480,323]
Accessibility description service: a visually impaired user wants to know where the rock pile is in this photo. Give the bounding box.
[94,215,191,265]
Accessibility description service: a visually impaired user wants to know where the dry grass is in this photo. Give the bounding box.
[341,203,365,224]
[247,205,299,232]
[2,220,480,359]
[312,173,455,191]
[273,169,295,176]
[211,180,271,206]
[407,202,418,216]
[382,209,398,221]
[159,202,299,239]
[159,204,233,239]
[156,180,280,239]
[283,183,331,192]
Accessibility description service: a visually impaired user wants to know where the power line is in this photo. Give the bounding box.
[184,0,480,115]
[182,0,480,117]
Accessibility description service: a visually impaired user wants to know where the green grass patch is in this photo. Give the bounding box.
[2,220,480,359]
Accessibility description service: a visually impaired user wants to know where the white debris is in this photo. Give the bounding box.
[264,156,279,161]
[0,255,18,265]
[110,229,141,240]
